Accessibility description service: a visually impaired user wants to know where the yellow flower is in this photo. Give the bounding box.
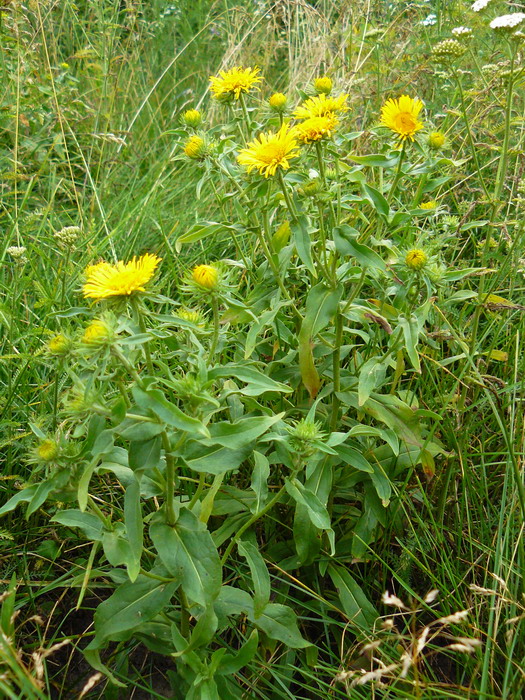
[405,249,428,270]
[192,264,219,290]
[37,439,59,462]
[237,123,300,178]
[209,66,262,100]
[47,333,71,356]
[269,92,287,111]
[380,95,424,142]
[419,200,437,210]
[183,109,202,128]
[82,319,111,345]
[184,135,206,160]
[428,131,446,149]
[294,114,338,143]
[293,93,349,120]
[83,253,161,300]
[314,76,332,94]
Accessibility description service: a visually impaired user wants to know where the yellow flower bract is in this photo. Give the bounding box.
[192,264,219,290]
[83,319,110,344]
[294,114,338,143]
[209,66,261,100]
[293,93,349,120]
[380,95,424,142]
[83,254,161,300]
[237,123,300,178]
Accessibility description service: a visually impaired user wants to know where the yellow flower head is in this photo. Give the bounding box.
[293,93,349,120]
[82,319,111,345]
[237,123,300,178]
[380,95,424,142]
[314,76,332,95]
[405,249,428,270]
[47,333,71,356]
[184,135,206,160]
[269,92,287,112]
[209,66,262,100]
[428,131,446,150]
[37,438,59,462]
[83,253,161,300]
[183,109,202,128]
[419,200,438,210]
[192,264,219,290]
[294,114,338,143]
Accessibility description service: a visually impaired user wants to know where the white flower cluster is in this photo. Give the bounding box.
[489,13,525,31]
[420,13,437,26]
[6,246,27,257]
[471,0,492,11]
[452,26,472,37]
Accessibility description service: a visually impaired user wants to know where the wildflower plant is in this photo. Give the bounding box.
[2,56,515,699]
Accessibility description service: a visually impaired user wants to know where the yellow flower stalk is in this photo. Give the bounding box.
[192,264,219,290]
[293,93,349,120]
[83,253,161,300]
[405,249,428,270]
[237,123,300,178]
[314,76,332,95]
[209,66,261,100]
[380,95,424,142]
[294,114,338,143]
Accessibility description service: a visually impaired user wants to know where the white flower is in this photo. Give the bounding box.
[471,0,492,11]
[490,13,525,31]
[452,26,472,37]
[6,246,27,258]
[420,13,437,26]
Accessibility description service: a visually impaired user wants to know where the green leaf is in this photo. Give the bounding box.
[249,603,310,648]
[291,215,316,278]
[150,509,221,606]
[250,451,269,513]
[348,153,400,168]
[217,630,259,675]
[132,386,209,437]
[328,564,377,629]
[124,480,143,582]
[209,365,292,396]
[238,540,270,619]
[86,576,178,650]
[203,414,284,449]
[358,356,388,406]
[285,478,331,530]
[362,183,389,217]
[183,442,252,475]
[172,606,218,657]
[335,445,374,473]
[333,225,385,269]
[128,436,161,474]
[303,283,342,338]
[398,315,421,372]
[51,509,103,540]
[175,221,242,252]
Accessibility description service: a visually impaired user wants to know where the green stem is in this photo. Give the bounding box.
[277,169,298,219]
[208,295,220,360]
[315,141,326,186]
[387,143,406,203]
[330,312,343,431]
[162,430,177,527]
[188,473,206,509]
[87,495,112,530]
[131,297,153,375]
[238,93,251,138]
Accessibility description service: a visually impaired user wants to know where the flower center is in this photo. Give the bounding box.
[260,143,287,164]
[394,112,416,133]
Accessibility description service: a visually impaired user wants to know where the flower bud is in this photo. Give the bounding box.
[192,264,219,290]
[431,39,466,63]
[82,319,112,346]
[184,134,207,160]
[314,76,332,95]
[269,92,287,112]
[36,439,59,462]
[47,333,72,356]
[182,109,202,128]
[428,131,446,150]
[405,249,428,271]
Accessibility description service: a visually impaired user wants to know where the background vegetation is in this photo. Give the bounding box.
[1,0,524,697]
